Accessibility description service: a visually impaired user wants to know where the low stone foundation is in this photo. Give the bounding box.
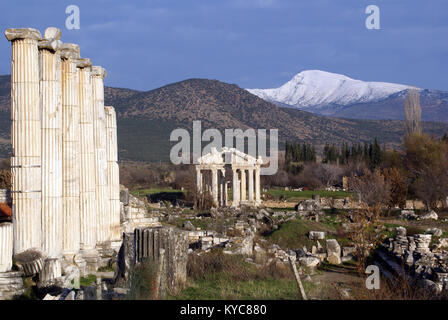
[0,271,24,300]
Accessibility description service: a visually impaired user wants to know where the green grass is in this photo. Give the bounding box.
[172,274,301,300]
[80,274,97,287]
[266,219,334,250]
[265,189,352,200]
[173,218,211,230]
[130,188,183,197]
[170,251,315,300]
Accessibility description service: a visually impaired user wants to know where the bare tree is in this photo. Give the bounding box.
[314,163,343,187]
[404,88,422,137]
[349,169,391,209]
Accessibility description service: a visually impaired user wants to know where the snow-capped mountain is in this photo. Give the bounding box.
[247,70,416,115]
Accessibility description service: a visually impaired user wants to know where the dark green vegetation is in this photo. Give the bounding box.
[1,75,448,162]
[80,274,97,287]
[266,189,351,200]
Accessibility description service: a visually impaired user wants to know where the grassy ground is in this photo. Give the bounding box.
[266,219,333,250]
[173,274,300,300]
[265,189,352,200]
[130,188,183,197]
[169,250,323,300]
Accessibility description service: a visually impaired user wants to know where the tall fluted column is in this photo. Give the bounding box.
[39,28,63,260]
[0,223,13,272]
[5,28,42,254]
[78,58,97,251]
[105,106,120,244]
[255,166,261,204]
[60,43,81,256]
[240,169,246,202]
[232,169,240,207]
[248,168,254,202]
[91,66,109,243]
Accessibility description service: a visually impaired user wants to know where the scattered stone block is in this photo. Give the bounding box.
[426,228,443,237]
[419,210,438,221]
[342,246,356,257]
[396,226,407,237]
[326,239,341,265]
[308,231,325,240]
[298,256,320,268]
[182,221,196,231]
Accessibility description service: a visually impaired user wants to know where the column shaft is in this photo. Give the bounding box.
[196,169,202,193]
[6,29,43,254]
[91,66,109,243]
[248,169,254,202]
[61,45,81,255]
[255,166,261,203]
[241,169,246,201]
[39,44,63,259]
[211,168,218,205]
[0,223,13,272]
[105,106,120,243]
[224,182,228,206]
[78,62,97,250]
[232,169,240,207]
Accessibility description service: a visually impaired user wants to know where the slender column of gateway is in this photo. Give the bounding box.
[39,28,63,263]
[211,168,218,205]
[196,169,202,193]
[232,169,240,207]
[78,58,98,252]
[5,28,42,254]
[105,106,121,245]
[240,169,246,202]
[91,66,110,243]
[60,43,81,256]
[248,168,254,202]
[255,166,261,204]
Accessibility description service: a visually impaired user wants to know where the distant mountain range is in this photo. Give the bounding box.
[0,74,448,162]
[247,70,448,122]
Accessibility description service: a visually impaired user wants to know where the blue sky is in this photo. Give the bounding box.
[1,0,447,91]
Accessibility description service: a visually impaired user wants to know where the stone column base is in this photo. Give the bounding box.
[0,271,24,300]
[38,258,63,288]
[80,249,100,274]
[96,241,121,269]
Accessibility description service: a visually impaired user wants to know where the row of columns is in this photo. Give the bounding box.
[196,168,228,207]
[231,167,261,207]
[196,166,261,207]
[4,28,121,275]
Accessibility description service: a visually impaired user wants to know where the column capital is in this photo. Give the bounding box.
[59,43,80,59]
[91,66,107,79]
[75,58,92,69]
[38,39,62,52]
[43,27,62,41]
[4,28,42,41]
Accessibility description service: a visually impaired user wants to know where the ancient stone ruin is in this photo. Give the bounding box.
[0,27,121,297]
[381,227,448,292]
[196,147,263,207]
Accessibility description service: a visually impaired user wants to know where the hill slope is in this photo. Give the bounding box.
[0,75,447,162]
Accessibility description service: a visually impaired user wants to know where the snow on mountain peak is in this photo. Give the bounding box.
[247,70,414,109]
